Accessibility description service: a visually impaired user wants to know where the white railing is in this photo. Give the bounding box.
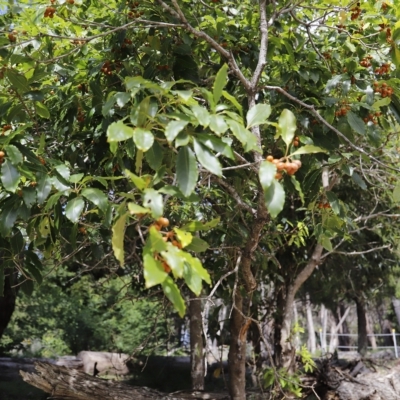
[320,329,399,358]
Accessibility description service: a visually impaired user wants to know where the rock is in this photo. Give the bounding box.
[77,351,130,376]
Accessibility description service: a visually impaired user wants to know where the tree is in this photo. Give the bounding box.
[1,1,400,398]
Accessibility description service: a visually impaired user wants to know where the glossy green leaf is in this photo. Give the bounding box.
[209,114,228,135]
[347,111,366,135]
[181,218,220,232]
[185,236,209,252]
[82,188,109,213]
[259,161,276,190]
[176,146,198,196]
[0,206,18,237]
[193,139,222,176]
[181,252,211,285]
[36,175,52,204]
[1,159,20,192]
[227,119,259,152]
[326,191,341,214]
[161,242,185,278]
[35,102,50,119]
[320,236,332,252]
[278,109,297,147]
[191,105,210,127]
[128,203,151,214]
[6,70,29,92]
[65,197,85,223]
[143,252,168,288]
[351,172,367,190]
[133,128,154,151]
[162,276,186,317]
[246,104,271,129]
[264,180,285,218]
[165,120,188,143]
[143,188,163,218]
[4,145,23,165]
[124,169,147,191]
[290,145,327,156]
[222,90,243,115]
[107,120,134,142]
[149,226,168,252]
[174,228,193,248]
[54,164,70,181]
[213,63,228,105]
[183,261,203,296]
[112,213,127,266]
[22,187,36,208]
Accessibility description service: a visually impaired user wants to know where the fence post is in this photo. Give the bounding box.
[319,328,324,353]
[392,329,398,358]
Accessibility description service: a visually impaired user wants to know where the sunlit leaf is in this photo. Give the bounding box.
[213,63,228,105]
[264,180,285,218]
[278,109,297,147]
[65,197,85,223]
[112,213,127,266]
[162,276,186,317]
[246,104,271,129]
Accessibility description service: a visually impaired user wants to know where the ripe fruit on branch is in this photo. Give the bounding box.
[157,217,170,227]
[162,261,171,273]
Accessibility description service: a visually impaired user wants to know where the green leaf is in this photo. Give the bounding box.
[176,146,198,196]
[183,262,202,296]
[69,173,84,184]
[143,188,163,218]
[128,203,151,214]
[143,251,168,288]
[124,169,147,191]
[259,161,276,190]
[246,104,272,129]
[181,218,220,231]
[326,191,341,214]
[22,187,37,208]
[36,175,52,204]
[0,207,18,236]
[290,176,304,204]
[174,228,193,248]
[161,242,185,278]
[213,63,228,105]
[193,139,222,176]
[165,120,188,143]
[182,252,211,285]
[351,172,367,190]
[209,114,228,135]
[35,102,50,119]
[65,197,85,223]
[290,145,327,156]
[320,236,332,252]
[133,128,154,151]
[264,180,285,218]
[347,111,366,135]
[162,276,186,317]
[227,119,259,152]
[185,236,209,252]
[1,159,20,192]
[222,90,243,115]
[82,188,109,213]
[54,164,70,181]
[4,145,23,165]
[191,105,210,127]
[278,109,297,147]
[149,226,168,252]
[112,213,127,266]
[6,70,29,92]
[107,120,134,142]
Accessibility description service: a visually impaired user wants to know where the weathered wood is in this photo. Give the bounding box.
[20,362,230,400]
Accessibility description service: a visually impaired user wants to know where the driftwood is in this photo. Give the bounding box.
[20,362,230,400]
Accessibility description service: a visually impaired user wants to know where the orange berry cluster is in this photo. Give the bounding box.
[38,156,46,165]
[360,55,372,68]
[382,2,388,11]
[375,63,390,75]
[363,111,381,125]
[293,136,299,147]
[2,124,12,135]
[335,102,351,117]
[44,6,56,18]
[318,202,331,209]
[156,65,169,71]
[0,150,5,164]
[350,3,361,20]
[127,1,143,18]
[373,81,393,98]
[266,155,302,180]
[7,33,17,42]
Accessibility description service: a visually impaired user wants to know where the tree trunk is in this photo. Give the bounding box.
[366,310,377,349]
[189,292,204,391]
[20,362,230,400]
[355,297,368,355]
[320,304,328,353]
[306,293,316,354]
[227,291,247,400]
[0,267,18,340]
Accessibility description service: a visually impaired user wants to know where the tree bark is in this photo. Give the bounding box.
[20,362,230,400]
[366,310,377,349]
[320,305,327,353]
[0,267,18,340]
[335,303,351,351]
[189,292,204,391]
[355,297,368,356]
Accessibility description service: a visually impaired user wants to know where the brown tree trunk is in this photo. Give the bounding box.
[228,291,247,400]
[355,297,368,356]
[189,292,204,391]
[0,267,18,340]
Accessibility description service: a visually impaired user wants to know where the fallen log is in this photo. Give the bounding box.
[20,362,230,400]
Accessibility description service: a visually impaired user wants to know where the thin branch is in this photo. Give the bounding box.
[330,244,391,256]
